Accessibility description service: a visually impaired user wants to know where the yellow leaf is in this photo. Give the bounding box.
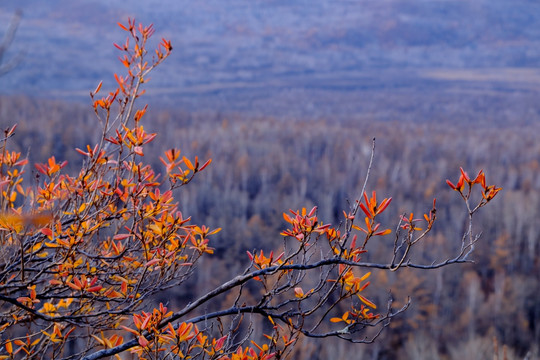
[32,243,43,252]
[30,338,40,346]
[208,227,222,236]
[40,302,56,314]
[91,334,105,346]
[73,257,83,268]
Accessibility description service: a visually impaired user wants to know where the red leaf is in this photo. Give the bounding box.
[199,159,212,171]
[133,146,144,156]
[40,228,53,237]
[87,285,103,293]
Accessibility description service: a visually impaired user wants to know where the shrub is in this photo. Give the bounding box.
[0,19,500,360]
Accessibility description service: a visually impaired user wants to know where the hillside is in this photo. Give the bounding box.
[1,0,540,120]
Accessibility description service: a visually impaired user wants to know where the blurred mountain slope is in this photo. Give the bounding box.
[1,0,540,119]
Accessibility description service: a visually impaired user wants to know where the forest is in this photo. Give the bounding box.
[0,91,537,359]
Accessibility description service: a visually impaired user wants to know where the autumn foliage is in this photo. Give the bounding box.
[0,20,500,360]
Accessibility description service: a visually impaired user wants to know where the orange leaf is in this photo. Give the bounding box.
[359,272,371,282]
[358,295,377,309]
[375,228,391,236]
[121,281,128,295]
[378,197,392,214]
[120,325,139,336]
[73,277,84,290]
[183,156,194,171]
[67,282,81,291]
[93,81,103,94]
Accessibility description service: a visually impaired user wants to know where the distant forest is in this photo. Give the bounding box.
[0,94,539,359]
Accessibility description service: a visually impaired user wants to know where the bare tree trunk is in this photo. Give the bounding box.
[0,9,23,77]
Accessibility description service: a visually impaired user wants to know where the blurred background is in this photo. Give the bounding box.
[1,1,539,359]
